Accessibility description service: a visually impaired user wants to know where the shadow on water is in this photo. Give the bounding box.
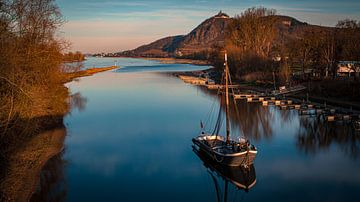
[192,146,256,202]
[0,118,66,201]
[0,92,87,201]
[30,151,67,202]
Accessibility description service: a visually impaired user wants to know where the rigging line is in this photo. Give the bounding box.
[213,64,226,136]
[228,68,244,139]
[212,106,222,136]
[204,97,217,130]
[215,99,224,136]
[212,95,223,135]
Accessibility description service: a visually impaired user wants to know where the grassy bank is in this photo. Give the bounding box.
[65,66,119,82]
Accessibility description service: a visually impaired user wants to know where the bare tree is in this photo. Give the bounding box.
[0,0,67,136]
[224,7,277,79]
[227,7,277,58]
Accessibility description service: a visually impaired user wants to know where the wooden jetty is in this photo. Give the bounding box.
[207,84,241,90]
[234,91,360,127]
[178,75,207,85]
[271,85,307,96]
[177,73,360,129]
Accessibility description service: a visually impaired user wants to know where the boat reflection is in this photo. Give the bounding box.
[193,146,256,201]
[196,85,360,158]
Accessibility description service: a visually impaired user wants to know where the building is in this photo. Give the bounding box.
[337,61,360,77]
[214,11,229,19]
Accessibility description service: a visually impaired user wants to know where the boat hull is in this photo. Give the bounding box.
[192,147,257,190]
[192,135,257,166]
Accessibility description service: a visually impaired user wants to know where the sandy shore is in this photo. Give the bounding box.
[65,65,119,82]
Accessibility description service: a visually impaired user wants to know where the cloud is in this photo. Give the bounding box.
[60,7,220,53]
[82,1,150,7]
[58,0,360,52]
[280,10,360,26]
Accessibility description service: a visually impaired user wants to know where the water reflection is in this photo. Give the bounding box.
[69,92,87,112]
[297,117,360,159]
[193,147,256,202]
[30,151,67,202]
[196,86,281,141]
[53,58,359,201]
[196,85,360,158]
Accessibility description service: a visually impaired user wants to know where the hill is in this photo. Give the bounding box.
[117,12,333,59]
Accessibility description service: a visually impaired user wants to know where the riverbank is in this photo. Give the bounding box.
[1,126,66,201]
[0,65,118,201]
[103,56,210,66]
[175,69,360,112]
[65,65,119,82]
[143,57,209,65]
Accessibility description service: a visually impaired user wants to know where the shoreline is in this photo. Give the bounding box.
[174,70,360,113]
[1,127,66,202]
[141,57,210,66]
[0,66,119,201]
[99,56,210,66]
[65,65,119,82]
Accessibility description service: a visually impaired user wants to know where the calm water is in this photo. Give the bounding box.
[34,57,360,202]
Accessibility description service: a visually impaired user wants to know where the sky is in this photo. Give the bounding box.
[57,0,360,53]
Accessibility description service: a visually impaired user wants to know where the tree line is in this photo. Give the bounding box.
[62,51,85,62]
[210,7,360,84]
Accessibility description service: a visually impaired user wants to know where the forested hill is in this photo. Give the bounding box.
[116,12,332,59]
[118,11,231,58]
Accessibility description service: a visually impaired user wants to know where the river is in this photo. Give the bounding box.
[32,57,360,202]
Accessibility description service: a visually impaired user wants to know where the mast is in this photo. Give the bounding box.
[224,51,230,144]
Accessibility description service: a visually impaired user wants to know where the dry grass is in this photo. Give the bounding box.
[65,66,118,82]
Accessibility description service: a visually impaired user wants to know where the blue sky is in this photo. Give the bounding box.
[57,0,360,53]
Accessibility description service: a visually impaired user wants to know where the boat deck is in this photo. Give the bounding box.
[200,138,252,154]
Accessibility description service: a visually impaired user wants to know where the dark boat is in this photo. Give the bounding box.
[192,50,257,167]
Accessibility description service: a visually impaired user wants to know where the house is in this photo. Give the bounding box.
[214,11,230,19]
[337,61,360,77]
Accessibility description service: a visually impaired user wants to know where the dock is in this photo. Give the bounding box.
[233,91,360,128]
[178,75,241,89]
[176,75,360,130]
[178,75,207,85]
[271,85,307,96]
